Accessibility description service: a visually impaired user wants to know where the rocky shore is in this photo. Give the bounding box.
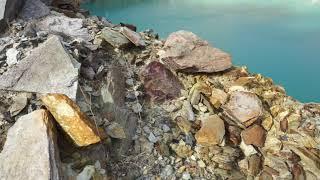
[0,0,320,179]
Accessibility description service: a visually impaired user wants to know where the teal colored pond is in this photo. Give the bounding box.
[82,0,320,102]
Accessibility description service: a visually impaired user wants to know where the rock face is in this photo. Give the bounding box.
[242,124,266,147]
[101,27,130,48]
[0,0,24,31]
[195,115,225,146]
[224,91,263,127]
[41,93,103,147]
[19,0,50,20]
[0,35,79,100]
[141,61,183,101]
[37,15,92,41]
[0,109,61,180]
[161,30,232,73]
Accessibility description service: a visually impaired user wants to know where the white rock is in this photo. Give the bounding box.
[76,165,95,180]
[0,110,61,180]
[240,140,257,157]
[148,132,158,143]
[6,48,19,66]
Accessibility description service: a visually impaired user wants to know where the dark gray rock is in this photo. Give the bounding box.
[19,0,50,20]
[0,0,25,31]
[0,35,80,99]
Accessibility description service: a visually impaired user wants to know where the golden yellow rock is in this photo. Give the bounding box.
[41,94,103,146]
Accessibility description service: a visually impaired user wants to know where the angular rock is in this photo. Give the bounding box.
[210,88,228,108]
[0,110,61,180]
[189,82,211,105]
[19,0,50,20]
[241,124,266,147]
[170,140,193,158]
[161,30,232,73]
[41,94,103,147]
[106,122,126,139]
[37,15,92,41]
[141,61,183,101]
[0,35,79,100]
[6,48,20,67]
[120,27,146,47]
[0,0,24,31]
[9,93,28,116]
[224,91,263,127]
[195,115,225,146]
[101,27,130,48]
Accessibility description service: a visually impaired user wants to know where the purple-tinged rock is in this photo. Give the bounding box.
[141,61,183,102]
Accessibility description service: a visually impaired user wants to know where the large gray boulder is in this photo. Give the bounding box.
[0,0,24,31]
[161,30,232,73]
[0,109,61,180]
[19,0,50,20]
[36,15,92,41]
[0,35,80,99]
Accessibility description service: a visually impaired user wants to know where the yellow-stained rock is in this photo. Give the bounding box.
[41,93,103,146]
[195,115,225,146]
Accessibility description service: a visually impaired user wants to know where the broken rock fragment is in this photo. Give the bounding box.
[0,35,79,100]
[141,61,183,101]
[241,124,266,147]
[0,110,61,180]
[41,94,103,146]
[161,30,232,73]
[101,27,130,48]
[195,115,225,146]
[224,91,263,127]
[120,27,146,47]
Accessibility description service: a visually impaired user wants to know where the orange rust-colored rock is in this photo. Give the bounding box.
[195,115,225,146]
[41,93,103,146]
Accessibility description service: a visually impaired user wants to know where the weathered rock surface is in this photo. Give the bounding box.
[101,27,130,48]
[19,0,50,20]
[0,35,79,100]
[242,124,266,147]
[195,115,225,146]
[0,109,61,180]
[224,91,263,127]
[161,30,232,73]
[120,27,146,47]
[141,61,183,101]
[41,93,103,146]
[37,15,92,41]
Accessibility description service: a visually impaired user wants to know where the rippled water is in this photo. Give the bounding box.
[82,0,320,102]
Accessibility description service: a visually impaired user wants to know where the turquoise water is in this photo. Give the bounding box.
[82,0,320,102]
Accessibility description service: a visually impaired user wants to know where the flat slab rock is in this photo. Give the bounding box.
[0,109,61,180]
[41,93,104,147]
[224,91,263,127]
[36,15,92,41]
[101,27,130,48]
[0,35,79,100]
[161,30,232,73]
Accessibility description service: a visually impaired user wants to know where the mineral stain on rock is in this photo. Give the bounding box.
[141,61,183,102]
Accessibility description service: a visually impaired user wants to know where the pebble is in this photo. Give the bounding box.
[182,172,191,180]
[148,132,158,143]
[162,124,171,133]
[132,103,142,113]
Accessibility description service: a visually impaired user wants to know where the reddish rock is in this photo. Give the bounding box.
[141,61,183,102]
[227,126,241,146]
[224,91,263,127]
[242,124,266,147]
[161,31,232,73]
[120,27,145,47]
[292,164,306,180]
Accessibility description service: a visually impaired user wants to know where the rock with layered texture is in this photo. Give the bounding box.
[224,91,263,127]
[161,30,232,73]
[120,27,146,47]
[141,61,183,102]
[0,35,79,100]
[101,27,130,48]
[41,93,103,147]
[36,15,92,41]
[195,115,225,146]
[0,110,61,180]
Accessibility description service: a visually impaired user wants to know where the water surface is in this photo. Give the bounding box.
[82,0,320,102]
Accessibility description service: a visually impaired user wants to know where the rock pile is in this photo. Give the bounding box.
[0,0,319,179]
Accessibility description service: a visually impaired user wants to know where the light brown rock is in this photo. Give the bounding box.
[161,30,232,73]
[210,88,228,108]
[120,27,145,47]
[0,110,61,180]
[195,115,225,146]
[242,124,266,147]
[41,93,103,146]
[224,91,263,127]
